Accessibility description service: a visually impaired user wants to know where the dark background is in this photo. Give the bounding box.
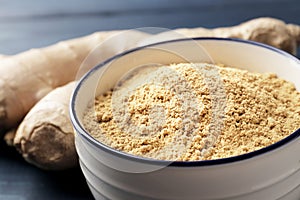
[0,0,299,199]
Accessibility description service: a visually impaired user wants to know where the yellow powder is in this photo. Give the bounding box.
[83,63,300,161]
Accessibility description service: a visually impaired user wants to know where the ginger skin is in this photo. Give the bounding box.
[176,17,300,55]
[0,30,147,130]
[13,82,77,170]
[4,129,15,146]
[0,31,116,130]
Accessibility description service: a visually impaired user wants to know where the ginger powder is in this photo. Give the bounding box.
[83,63,300,161]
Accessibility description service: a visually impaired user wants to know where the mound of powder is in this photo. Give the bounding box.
[83,63,300,161]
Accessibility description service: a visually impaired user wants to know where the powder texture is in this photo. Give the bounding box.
[83,63,300,161]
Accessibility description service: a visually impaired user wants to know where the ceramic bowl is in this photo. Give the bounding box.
[70,38,300,200]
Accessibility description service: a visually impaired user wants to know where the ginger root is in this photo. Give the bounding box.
[14,82,77,170]
[0,30,148,130]
[176,17,300,55]
[4,128,15,146]
[0,33,107,130]
[5,17,300,170]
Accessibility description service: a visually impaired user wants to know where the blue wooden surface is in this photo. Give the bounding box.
[0,0,299,55]
[0,1,299,199]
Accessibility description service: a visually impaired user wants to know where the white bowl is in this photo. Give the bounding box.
[70,38,300,200]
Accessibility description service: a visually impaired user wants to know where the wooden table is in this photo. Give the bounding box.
[0,1,299,199]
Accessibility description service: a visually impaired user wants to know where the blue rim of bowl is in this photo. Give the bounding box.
[70,37,300,167]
